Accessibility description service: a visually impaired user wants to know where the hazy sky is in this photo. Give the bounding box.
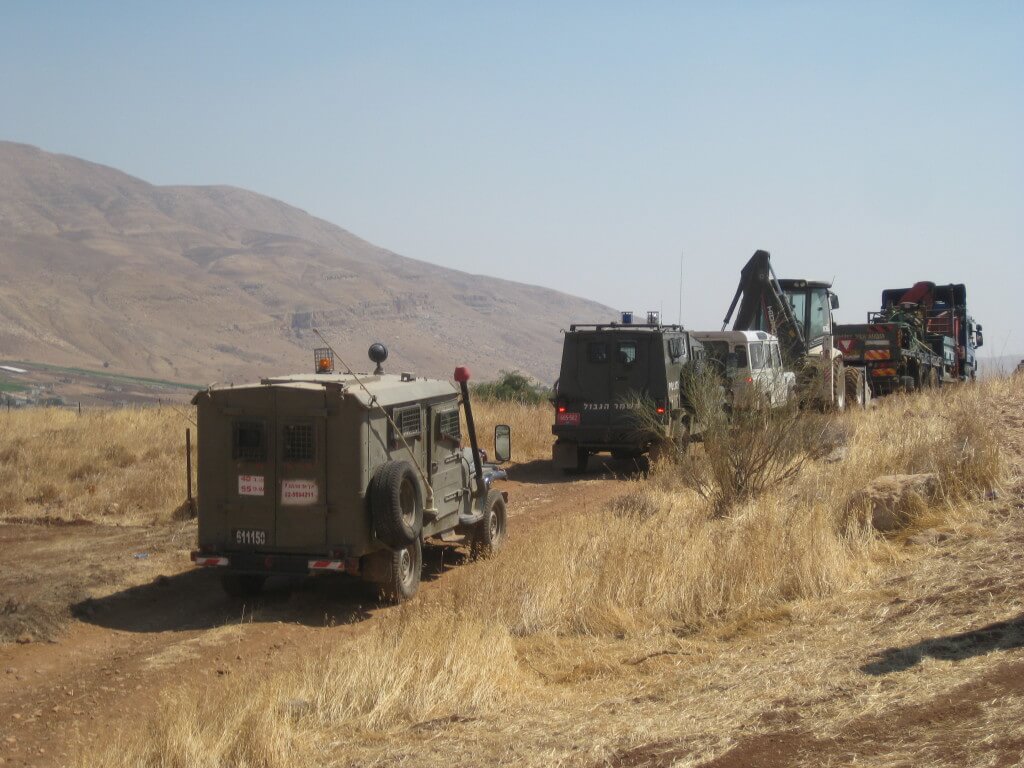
[2,2,1021,357]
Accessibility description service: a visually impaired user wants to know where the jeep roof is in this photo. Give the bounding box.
[192,372,456,408]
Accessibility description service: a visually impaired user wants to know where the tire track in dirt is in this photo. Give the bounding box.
[0,461,629,767]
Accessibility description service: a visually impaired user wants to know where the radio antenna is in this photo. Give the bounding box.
[677,250,684,325]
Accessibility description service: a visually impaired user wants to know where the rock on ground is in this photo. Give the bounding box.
[850,473,939,532]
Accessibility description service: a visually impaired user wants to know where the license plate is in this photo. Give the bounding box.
[232,528,267,546]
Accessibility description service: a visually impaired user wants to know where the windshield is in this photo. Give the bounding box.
[808,289,831,340]
[784,288,830,342]
[786,291,807,334]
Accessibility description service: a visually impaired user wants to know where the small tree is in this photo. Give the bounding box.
[472,370,550,405]
[676,366,835,516]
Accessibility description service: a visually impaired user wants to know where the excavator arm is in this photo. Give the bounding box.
[722,249,807,363]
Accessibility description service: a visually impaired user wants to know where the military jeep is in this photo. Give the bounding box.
[190,344,511,602]
[552,312,704,472]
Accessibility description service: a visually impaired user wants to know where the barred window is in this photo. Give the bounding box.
[233,421,266,462]
[283,424,315,462]
[438,409,461,441]
[667,336,685,361]
[393,405,422,439]
[587,342,608,363]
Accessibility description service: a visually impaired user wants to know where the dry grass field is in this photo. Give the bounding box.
[0,406,195,526]
[0,398,552,528]
[73,377,1020,767]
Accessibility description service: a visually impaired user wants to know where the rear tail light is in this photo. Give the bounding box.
[656,405,666,415]
[745,376,753,384]
[556,400,567,414]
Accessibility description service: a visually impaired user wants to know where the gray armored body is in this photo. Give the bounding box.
[190,345,510,602]
[552,312,704,472]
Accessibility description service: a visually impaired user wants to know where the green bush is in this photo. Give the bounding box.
[472,370,550,405]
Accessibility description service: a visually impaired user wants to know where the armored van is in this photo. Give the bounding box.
[552,312,703,472]
[190,345,511,602]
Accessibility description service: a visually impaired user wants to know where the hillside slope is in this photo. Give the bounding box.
[0,141,612,383]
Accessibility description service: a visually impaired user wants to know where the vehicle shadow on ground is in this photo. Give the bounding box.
[71,544,469,634]
[861,613,1024,675]
[509,457,649,485]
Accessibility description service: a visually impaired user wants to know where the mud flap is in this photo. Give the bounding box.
[552,440,580,470]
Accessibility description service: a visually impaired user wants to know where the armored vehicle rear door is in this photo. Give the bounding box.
[610,336,651,427]
[573,336,614,430]
[218,388,278,551]
[273,387,328,550]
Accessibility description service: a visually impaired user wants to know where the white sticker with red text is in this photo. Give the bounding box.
[238,475,265,496]
[281,479,318,506]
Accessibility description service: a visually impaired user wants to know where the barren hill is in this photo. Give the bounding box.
[0,141,612,384]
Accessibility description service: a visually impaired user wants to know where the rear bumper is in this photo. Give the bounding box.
[552,425,661,447]
[190,550,361,575]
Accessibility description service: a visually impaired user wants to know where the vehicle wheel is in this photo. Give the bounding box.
[220,572,266,598]
[370,461,422,546]
[471,489,507,559]
[832,360,846,411]
[378,539,422,603]
[844,368,864,408]
[900,375,916,392]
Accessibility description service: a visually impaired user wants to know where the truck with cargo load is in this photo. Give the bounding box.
[833,282,982,396]
[551,311,704,472]
[190,344,511,602]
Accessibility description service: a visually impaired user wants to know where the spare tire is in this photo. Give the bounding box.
[369,461,422,546]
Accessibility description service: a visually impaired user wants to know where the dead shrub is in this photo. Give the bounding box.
[679,368,831,515]
[103,444,136,468]
[68,462,100,481]
[0,444,25,464]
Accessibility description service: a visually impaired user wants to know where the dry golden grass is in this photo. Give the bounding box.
[0,400,553,525]
[464,399,552,463]
[88,378,1017,767]
[0,406,195,525]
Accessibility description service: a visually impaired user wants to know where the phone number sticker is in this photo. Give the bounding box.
[282,479,318,506]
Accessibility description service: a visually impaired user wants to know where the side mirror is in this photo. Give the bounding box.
[494,425,511,463]
[830,294,840,309]
[976,332,984,348]
[726,352,738,380]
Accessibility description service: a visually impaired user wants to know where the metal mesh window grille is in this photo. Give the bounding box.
[394,406,422,438]
[233,421,266,462]
[283,424,315,462]
[438,409,460,441]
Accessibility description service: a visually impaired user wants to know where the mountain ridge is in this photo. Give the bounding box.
[0,141,613,384]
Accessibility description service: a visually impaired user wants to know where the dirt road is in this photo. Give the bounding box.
[3,401,1024,768]
[0,460,628,767]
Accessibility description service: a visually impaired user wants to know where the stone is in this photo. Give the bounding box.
[850,473,939,533]
[823,446,849,464]
[906,528,952,547]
